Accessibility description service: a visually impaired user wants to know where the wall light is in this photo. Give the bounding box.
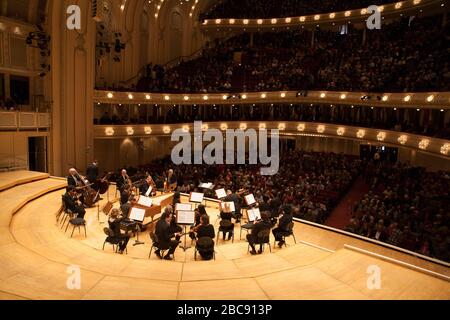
[356,129,366,138]
[340,94,347,100]
[397,135,408,145]
[105,127,114,136]
[377,131,386,141]
[261,93,267,99]
[126,127,134,135]
[278,123,286,130]
[426,95,434,102]
[220,123,228,131]
[440,143,450,155]
[317,125,325,133]
[107,93,114,99]
[145,94,151,100]
[240,123,247,130]
[163,126,171,134]
[404,95,411,102]
[337,127,345,136]
[164,95,170,101]
[184,96,190,101]
[297,123,306,131]
[128,94,134,100]
[144,127,152,135]
[419,139,430,150]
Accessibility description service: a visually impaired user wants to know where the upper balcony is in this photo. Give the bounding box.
[200,0,446,31]
[0,110,50,131]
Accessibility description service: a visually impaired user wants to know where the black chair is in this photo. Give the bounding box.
[217,220,234,243]
[148,231,168,259]
[247,229,271,254]
[60,197,76,230]
[240,222,253,239]
[273,222,297,247]
[102,227,127,253]
[194,237,215,261]
[68,218,87,238]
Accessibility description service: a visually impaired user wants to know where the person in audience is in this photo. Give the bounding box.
[108,208,130,254]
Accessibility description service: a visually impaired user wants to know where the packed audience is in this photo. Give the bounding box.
[347,161,450,262]
[129,15,449,94]
[115,151,361,224]
[201,0,395,19]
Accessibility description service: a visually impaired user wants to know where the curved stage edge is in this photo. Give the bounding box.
[0,172,449,300]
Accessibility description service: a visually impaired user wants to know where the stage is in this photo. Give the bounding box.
[0,171,448,300]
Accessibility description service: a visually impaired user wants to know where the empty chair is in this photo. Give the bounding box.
[68,217,87,238]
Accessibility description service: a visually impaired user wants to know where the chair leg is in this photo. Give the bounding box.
[292,234,297,244]
[268,243,272,253]
[65,220,71,233]
[231,231,234,243]
[102,241,106,250]
[149,245,153,259]
[70,226,76,238]
[239,228,242,240]
[194,249,197,261]
[84,225,87,237]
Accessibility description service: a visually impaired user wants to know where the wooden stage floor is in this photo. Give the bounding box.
[0,171,449,300]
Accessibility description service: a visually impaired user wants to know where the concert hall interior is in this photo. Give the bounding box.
[0,0,449,301]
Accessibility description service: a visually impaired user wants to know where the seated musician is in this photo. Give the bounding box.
[167,169,177,191]
[218,206,234,241]
[272,206,293,247]
[189,207,202,240]
[62,186,86,219]
[117,169,130,192]
[163,205,182,241]
[225,189,242,223]
[67,168,82,187]
[108,209,130,254]
[195,214,215,260]
[247,211,272,255]
[154,212,182,260]
[140,175,156,197]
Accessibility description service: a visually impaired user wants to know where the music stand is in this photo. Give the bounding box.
[176,210,195,251]
[189,192,204,209]
[215,188,227,200]
[129,207,146,246]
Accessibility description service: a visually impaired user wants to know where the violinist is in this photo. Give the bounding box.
[117,169,131,192]
[141,175,157,197]
[62,186,86,219]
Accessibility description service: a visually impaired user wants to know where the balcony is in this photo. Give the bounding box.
[0,111,51,130]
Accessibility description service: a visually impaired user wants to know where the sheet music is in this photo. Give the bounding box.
[176,210,195,225]
[145,186,152,197]
[129,207,146,222]
[215,188,227,199]
[199,182,214,189]
[175,203,192,212]
[137,195,152,207]
[190,192,204,203]
[247,208,261,222]
[220,201,235,213]
[245,194,256,206]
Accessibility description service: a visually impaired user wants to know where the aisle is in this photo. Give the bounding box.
[324,176,370,230]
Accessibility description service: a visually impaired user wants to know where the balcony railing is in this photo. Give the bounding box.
[0,111,50,130]
[200,0,444,31]
[94,89,450,109]
[94,122,450,158]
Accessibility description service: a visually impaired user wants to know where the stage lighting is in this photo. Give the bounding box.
[361,95,371,101]
[296,90,308,97]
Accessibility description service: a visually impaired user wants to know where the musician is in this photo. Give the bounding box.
[163,205,182,241]
[247,211,272,255]
[86,160,99,183]
[225,189,242,223]
[108,209,130,254]
[167,169,177,190]
[155,213,181,260]
[140,175,156,197]
[189,207,202,240]
[195,214,215,260]
[62,186,86,219]
[272,206,293,247]
[218,207,234,241]
[117,169,131,192]
[67,168,82,187]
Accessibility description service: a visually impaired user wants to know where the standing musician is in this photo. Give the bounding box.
[225,189,242,223]
[86,160,99,184]
[141,175,157,197]
[117,169,131,192]
[62,186,86,219]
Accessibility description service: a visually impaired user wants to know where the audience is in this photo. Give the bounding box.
[347,162,450,262]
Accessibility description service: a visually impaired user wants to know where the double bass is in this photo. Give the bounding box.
[75,174,98,207]
[93,172,114,195]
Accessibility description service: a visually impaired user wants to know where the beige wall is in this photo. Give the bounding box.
[294,136,361,155]
[0,131,48,169]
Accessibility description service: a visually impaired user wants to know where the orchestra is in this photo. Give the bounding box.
[63,161,285,262]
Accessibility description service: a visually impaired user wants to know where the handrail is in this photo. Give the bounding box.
[293,217,450,268]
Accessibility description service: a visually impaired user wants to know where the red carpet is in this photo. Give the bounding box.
[325,176,370,230]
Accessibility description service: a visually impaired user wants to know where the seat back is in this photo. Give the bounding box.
[103,227,114,237]
[149,231,159,244]
[256,229,270,244]
[196,236,214,250]
[286,222,294,233]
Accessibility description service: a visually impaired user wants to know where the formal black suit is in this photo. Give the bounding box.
[67,174,81,187]
[116,175,129,191]
[219,211,234,240]
[272,213,293,241]
[108,218,130,252]
[86,164,99,183]
[62,192,85,219]
[225,193,242,221]
[247,219,271,252]
[196,224,215,260]
[155,219,179,255]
